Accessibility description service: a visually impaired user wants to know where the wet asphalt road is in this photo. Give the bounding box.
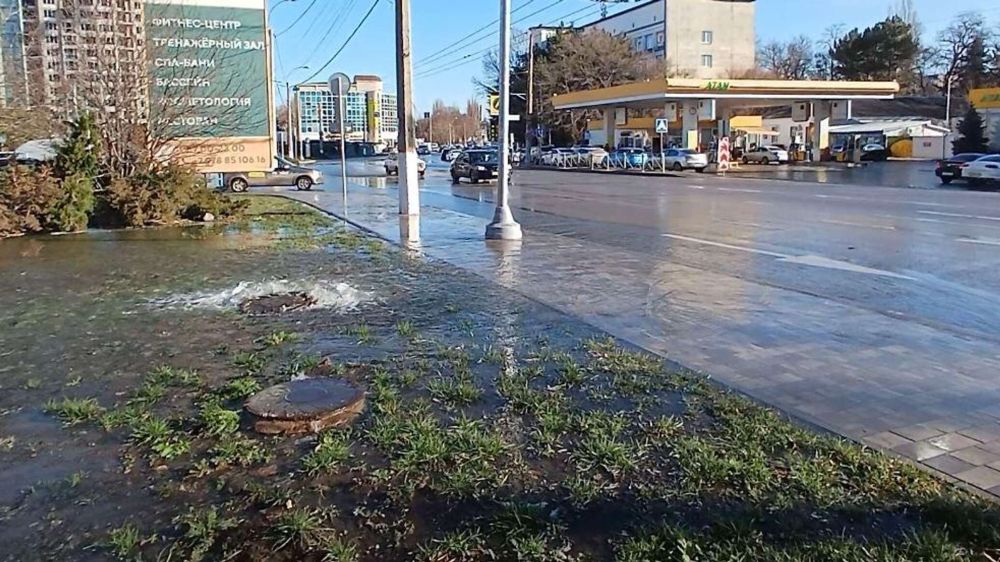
[328,157,1000,345]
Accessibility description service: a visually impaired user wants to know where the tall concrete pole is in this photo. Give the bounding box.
[485,0,522,241]
[395,0,420,228]
[522,27,535,167]
[284,81,291,158]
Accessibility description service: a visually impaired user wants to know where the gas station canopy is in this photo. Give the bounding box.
[552,78,900,111]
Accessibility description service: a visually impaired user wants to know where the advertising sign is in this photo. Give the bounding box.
[145,0,273,173]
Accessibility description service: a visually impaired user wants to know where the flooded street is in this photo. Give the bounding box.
[3,197,1000,561]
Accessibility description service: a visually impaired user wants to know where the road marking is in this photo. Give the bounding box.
[919,210,1000,222]
[815,194,831,198]
[958,237,1000,247]
[686,185,706,189]
[820,219,896,231]
[662,234,788,258]
[662,233,912,280]
[717,187,762,193]
[777,255,914,280]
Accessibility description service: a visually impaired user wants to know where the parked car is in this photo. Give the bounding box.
[384,153,426,178]
[935,153,987,185]
[541,147,576,166]
[962,154,1000,186]
[224,158,323,192]
[860,143,889,162]
[662,148,708,172]
[572,146,608,166]
[450,149,498,184]
[416,144,430,156]
[607,148,650,169]
[742,145,789,165]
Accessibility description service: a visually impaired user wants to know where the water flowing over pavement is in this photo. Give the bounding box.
[273,161,1000,496]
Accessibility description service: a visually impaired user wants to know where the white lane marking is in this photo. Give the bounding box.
[820,219,896,231]
[662,234,788,258]
[919,210,1000,222]
[717,187,762,193]
[778,255,914,280]
[958,238,1000,247]
[815,194,831,198]
[662,233,912,280]
[686,185,706,189]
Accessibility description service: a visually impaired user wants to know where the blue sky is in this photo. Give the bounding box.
[270,0,1000,112]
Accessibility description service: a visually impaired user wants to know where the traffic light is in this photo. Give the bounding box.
[488,116,499,141]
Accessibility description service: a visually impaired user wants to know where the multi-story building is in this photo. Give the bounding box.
[16,0,145,108]
[0,0,27,106]
[293,74,397,147]
[578,0,756,78]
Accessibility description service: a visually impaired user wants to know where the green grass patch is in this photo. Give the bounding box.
[44,397,105,426]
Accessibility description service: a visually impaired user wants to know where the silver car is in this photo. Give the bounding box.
[224,158,323,192]
[662,148,708,172]
[384,153,426,178]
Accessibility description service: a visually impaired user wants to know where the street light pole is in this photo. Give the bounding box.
[523,27,535,167]
[944,74,954,160]
[395,0,420,233]
[485,0,522,241]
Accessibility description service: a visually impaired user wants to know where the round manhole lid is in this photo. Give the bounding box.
[246,378,365,434]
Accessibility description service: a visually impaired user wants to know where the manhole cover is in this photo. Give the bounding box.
[238,292,317,316]
[246,378,365,435]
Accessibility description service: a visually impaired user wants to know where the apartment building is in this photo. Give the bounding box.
[579,0,756,78]
[18,0,145,108]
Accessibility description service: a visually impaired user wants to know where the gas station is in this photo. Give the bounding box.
[551,78,901,162]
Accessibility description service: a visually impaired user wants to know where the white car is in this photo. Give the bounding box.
[384,153,426,178]
[662,148,708,172]
[962,154,1000,185]
[541,147,576,166]
[742,145,789,165]
[573,146,608,166]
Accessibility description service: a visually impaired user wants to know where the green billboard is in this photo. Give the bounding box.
[145,0,269,139]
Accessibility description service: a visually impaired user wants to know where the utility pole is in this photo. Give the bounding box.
[395,0,420,234]
[485,0,522,241]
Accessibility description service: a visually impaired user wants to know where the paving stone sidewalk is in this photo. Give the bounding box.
[270,183,1000,498]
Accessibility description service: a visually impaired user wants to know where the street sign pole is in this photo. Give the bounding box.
[330,73,351,200]
[660,133,665,173]
[485,0,522,241]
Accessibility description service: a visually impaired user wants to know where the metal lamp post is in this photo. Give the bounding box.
[485,0,522,241]
[944,74,954,160]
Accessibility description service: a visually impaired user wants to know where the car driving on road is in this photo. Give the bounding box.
[935,153,986,185]
[384,153,426,178]
[224,158,322,192]
[450,149,498,184]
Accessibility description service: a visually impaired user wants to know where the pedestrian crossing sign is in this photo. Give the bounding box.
[655,118,669,134]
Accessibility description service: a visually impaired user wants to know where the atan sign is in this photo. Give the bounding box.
[145,0,273,173]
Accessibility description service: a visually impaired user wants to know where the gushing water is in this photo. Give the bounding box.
[150,279,368,312]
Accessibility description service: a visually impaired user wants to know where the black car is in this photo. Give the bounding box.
[450,150,498,184]
[936,153,987,185]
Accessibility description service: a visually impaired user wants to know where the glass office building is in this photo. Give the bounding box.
[295,78,398,146]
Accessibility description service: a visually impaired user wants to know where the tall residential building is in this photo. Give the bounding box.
[294,74,398,147]
[17,0,145,108]
[0,0,27,106]
[578,0,756,78]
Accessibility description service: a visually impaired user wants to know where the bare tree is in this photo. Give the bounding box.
[757,36,814,80]
[935,12,993,95]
